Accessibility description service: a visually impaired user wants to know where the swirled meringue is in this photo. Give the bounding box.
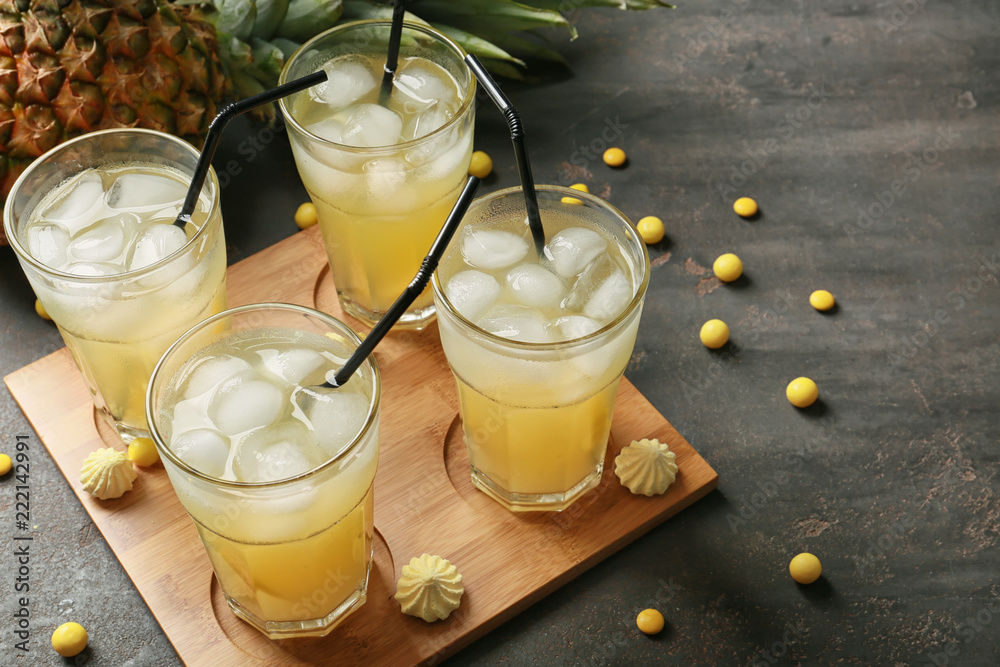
[394,554,464,622]
[80,448,136,500]
[614,438,678,496]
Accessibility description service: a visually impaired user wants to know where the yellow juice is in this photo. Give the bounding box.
[456,376,620,495]
[197,486,373,624]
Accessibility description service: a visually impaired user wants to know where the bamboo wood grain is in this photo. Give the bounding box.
[5,226,718,666]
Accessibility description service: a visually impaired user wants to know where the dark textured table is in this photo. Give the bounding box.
[2,1,998,665]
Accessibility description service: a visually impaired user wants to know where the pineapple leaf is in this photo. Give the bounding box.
[213,0,258,42]
[430,24,525,66]
[275,0,343,42]
[250,0,291,40]
[468,28,568,65]
[401,0,577,39]
[341,0,428,24]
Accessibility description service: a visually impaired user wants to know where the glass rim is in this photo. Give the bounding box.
[431,184,652,350]
[277,18,476,155]
[145,302,382,489]
[2,128,222,283]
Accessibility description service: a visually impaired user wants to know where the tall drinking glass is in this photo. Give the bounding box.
[432,186,650,511]
[3,129,227,442]
[147,303,381,639]
[279,19,476,330]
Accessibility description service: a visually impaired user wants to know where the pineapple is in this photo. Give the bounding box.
[0,0,672,243]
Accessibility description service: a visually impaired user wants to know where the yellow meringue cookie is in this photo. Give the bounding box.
[614,438,678,496]
[395,554,464,622]
[80,448,136,500]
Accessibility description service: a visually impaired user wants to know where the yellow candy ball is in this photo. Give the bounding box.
[35,299,51,321]
[294,202,318,229]
[128,437,160,467]
[603,147,627,167]
[810,290,836,311]
[789,552,823,584]
[700,319,730,349]
[786,377,819,408]
[733,197,758,217]
[51,622,88,657]
[569,183,589,193]
[637,216,665,245]
[713,253,743,282]
[636,608,665,635]
[0,453,11,476]
[469,151,493,179]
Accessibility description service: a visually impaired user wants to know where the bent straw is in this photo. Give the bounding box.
[463,53,545,257]
[377,0,407,107]
[173,70,328,230]
[323,175,482,389]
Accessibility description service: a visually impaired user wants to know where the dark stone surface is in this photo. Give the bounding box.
[2,1,999,665]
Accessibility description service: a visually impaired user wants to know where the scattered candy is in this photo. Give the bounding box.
[294,202,318,229]
[127,437,160,467]
[637,216,665,245]
[713,253,743,282]
[615,439,678,496]
[80,448,136,500]
[636,608,665,635]
[786,377,819,408]
[603,147,627,167]
[51,622,88,657]
[733,197,758,217]
[789,552,823,584]
[562,183,589,205]
[700,319,730,349]
[0,453,11,476]
[810,290,836,311]
[469,150,493,179]
[395,554,464,622]
[35,299,51,320]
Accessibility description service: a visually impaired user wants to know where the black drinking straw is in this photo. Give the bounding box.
[377,0,407,107]
[463,53,545,257]
[173,70,328,230]
[323,175,482,389]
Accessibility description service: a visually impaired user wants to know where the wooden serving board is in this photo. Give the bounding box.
[5,226,718,666]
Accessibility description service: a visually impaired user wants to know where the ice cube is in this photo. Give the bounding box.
[108,172,187,210]
[445,269,501,322]
[295,387,371,459]
[209,376,286,436]
[505,263,566,311]
[363,158,410,203]
[306,117,344,144]
[171,428,231,479]
[553,315,603,342]
[583,268,633,323]
[315,57,377,109]
[129,223,187,271]
[544,227,607,279]
[68,218,128,263]
[26,224,70,268]
[258,348,328,386]
[477,303,551,343]
[562,253,615,312]
[393,59,458,112]
[66,261,122,277]
[341,103,403,148]
[461,227,530,271]
[41,171,106,236]
[181,354,253,399]
[402,104,451,142]
[233,422,325,483]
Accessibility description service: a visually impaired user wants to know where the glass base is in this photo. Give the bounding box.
[95,406,148,445]
[338,291,436,331]
[469,462,605,512]
[225,584,368,640]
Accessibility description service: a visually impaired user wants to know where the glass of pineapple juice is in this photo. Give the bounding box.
[3,128,227,442]
[279,19,475,331]
[147,303,380,639]
[432,186,650,512]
